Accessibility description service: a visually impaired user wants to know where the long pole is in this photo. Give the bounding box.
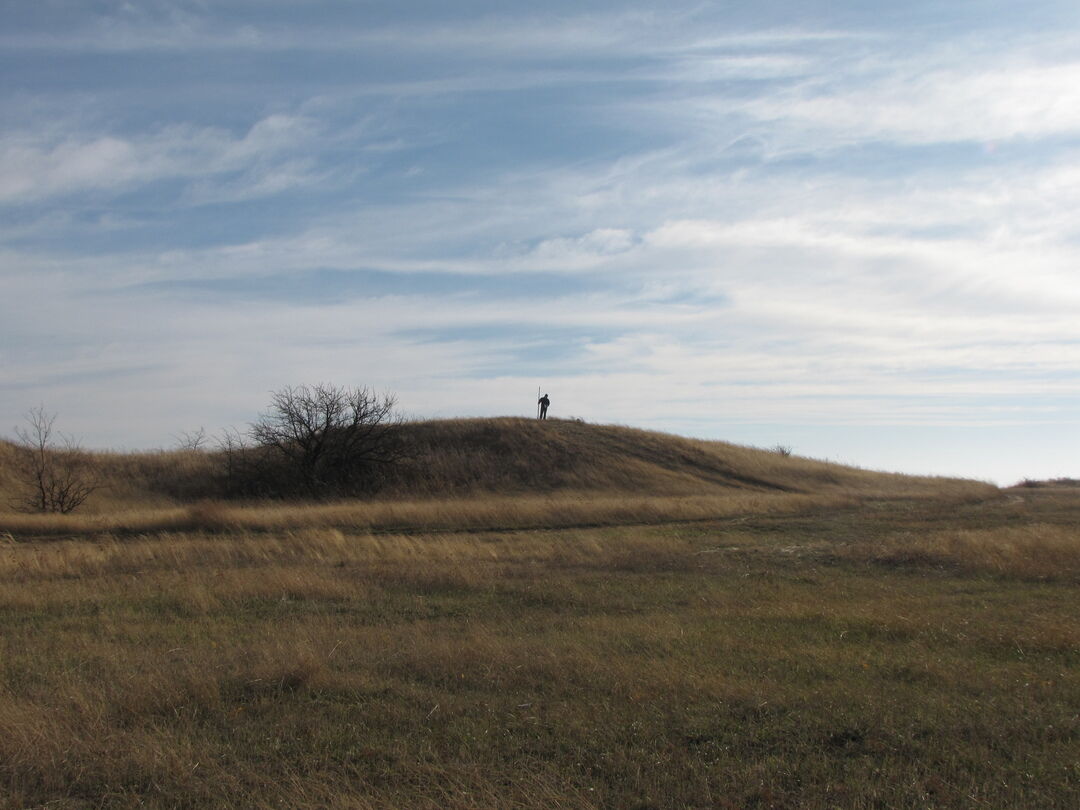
[537,385,541,419]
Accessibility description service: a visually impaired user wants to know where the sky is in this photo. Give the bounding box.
[2,0,1079,485]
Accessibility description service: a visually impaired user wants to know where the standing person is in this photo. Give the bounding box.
[538,393,550,420]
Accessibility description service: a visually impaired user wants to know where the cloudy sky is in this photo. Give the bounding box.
[3,0,1079,484]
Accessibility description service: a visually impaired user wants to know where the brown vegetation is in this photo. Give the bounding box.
[7,406,100,513]
[240,383,403,498]
[0,417,996,525]
[0,491,1077,808]
[1014,477,1080,489]
[9,417,1073,808]
[843,522,1080,581]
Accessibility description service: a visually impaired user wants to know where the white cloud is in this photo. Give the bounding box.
[520,228,638,270]
[743,60,1080,146]
[0,114,320,204]
[3,5,1080,482]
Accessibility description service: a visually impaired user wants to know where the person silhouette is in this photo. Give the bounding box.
[538,393,550,420]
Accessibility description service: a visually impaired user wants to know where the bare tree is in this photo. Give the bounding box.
[173,427,208,451]
[12,405,100,513]
[249,384,403,495]
[213,426,263,497]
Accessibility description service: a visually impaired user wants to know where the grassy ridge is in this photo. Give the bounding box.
[373,417,855,495]
[0,417,995,525]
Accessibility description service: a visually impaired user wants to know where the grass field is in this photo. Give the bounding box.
[1,483,1077,808]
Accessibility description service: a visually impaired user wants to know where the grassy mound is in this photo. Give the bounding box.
[1,417,992,514]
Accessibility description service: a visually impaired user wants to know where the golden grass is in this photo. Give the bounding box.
[1,418,998,519]
[0,490,864,538]
[372,417,997,501]
[0,523,713,807]
[0,460,995,541]
[0,524,685,586]
[845,522,1080,581]
[1,493,1078,808]
[1,419,1043,807]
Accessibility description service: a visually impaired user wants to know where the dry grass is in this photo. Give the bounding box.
[0,479,998,540]
[0,491,863,538]
[0,418,997,519]
[0,417,997,540]
[0,442,219,514]
[844,522,1080,581]
[0,525,694,588]
[7,420,1068,809]
[1,492,1078,808]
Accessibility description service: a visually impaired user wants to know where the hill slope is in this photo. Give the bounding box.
[0,417,994,513]
[376,417,985,498]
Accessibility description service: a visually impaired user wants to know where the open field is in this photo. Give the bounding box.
[1,483,1077,809]
[0,421,1074,807]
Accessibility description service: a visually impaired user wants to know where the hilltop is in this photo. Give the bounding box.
[374,417,988,499]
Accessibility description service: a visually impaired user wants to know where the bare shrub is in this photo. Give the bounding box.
[248,384,404,497]
[172,427,208,451]
[10,406,100,514]
[214,427,264,497]
[772,444,793,457]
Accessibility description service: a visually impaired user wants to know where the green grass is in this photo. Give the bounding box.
[0,490,1077,808]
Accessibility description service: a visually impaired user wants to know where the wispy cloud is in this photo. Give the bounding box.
[743,59,1080,147]
[0,114,322,204]
[2,1,1078,482]
[0,6,821,56]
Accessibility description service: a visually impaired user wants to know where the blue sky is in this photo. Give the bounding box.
[3,1,1079,485]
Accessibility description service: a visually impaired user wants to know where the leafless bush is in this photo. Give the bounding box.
[213,427,272,498]
[772,444,793,457]
[172,427,208,451]
[247,384,404,497]
[11,406,100,513]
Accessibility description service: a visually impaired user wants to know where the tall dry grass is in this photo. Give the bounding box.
[0,522,716,807]
[844,523,1080,581]
[0,524,697,588]
[2,486,1079,808]
[2,485,1001,539]
[2,508,1077,808]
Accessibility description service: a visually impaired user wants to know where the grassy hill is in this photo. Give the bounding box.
[0,417,992,516]
[0,417,996,540]
[375,417,958,498]
[4,420,1078,809]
